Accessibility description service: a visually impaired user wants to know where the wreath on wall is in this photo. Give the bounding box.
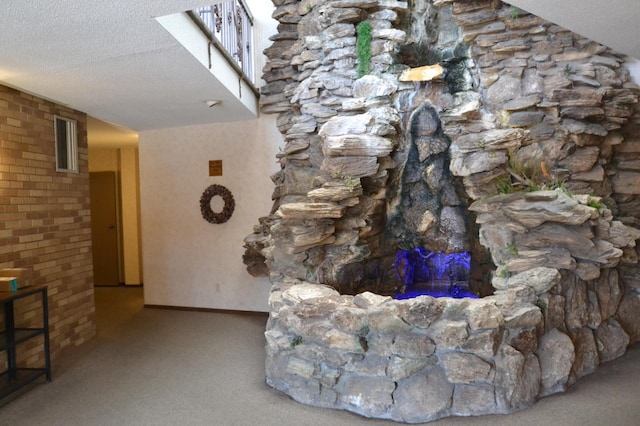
[199,184,235,224]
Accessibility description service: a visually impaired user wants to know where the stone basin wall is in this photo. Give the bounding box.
[266,190,639,423]
[248,0,640,422]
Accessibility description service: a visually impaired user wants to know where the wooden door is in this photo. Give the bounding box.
[90,172,120,286]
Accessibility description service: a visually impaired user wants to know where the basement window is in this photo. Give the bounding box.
[55,116,78,172]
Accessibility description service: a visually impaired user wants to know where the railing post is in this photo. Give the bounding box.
[195,1,254,85]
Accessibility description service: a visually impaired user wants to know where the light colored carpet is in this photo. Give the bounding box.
[1,287,639,426]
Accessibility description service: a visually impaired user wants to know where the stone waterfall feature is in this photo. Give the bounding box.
[244,0,640,423]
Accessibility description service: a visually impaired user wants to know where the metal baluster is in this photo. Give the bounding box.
[192,2,256,85]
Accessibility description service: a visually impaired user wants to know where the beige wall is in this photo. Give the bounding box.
[88,148,119,171]
[138,116,282,311]
[120,147,142,284]
[137,0,278,311]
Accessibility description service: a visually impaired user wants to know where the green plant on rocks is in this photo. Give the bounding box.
[356,21,372,78]
[510,6,520,20]
[563,64,574,77]
[550,179,572,196]
[587,198,602,210]
[332,172,361,192]
[535,299,548,314]
[291,335,304,348]
[344,175,360,192]
[493,155,565,194]
[494,175,515,194]
[496,265,510,279]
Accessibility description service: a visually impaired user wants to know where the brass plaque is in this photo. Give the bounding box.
[209,160,223,177]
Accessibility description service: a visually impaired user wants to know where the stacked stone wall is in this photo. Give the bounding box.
[254,0,640,422]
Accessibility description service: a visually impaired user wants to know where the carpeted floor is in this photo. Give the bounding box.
[1,286,639,426]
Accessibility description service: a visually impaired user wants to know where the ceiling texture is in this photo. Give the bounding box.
[0,0,259,143]
[506,0,640,60]
[0,1,638,145]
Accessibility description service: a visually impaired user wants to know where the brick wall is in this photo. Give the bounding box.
[0,84,96,368]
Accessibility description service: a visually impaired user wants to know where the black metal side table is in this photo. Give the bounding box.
[0,286,51,399]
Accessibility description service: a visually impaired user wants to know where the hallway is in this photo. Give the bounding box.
[1,287,639,425]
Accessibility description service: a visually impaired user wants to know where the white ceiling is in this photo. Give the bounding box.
[506,0,640,60]
[0,0,260,144]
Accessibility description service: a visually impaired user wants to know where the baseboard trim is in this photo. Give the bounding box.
[144,304,269,317]
[94,284,143,288]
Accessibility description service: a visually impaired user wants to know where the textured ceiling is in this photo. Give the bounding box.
[0,0,258,136]
[506,0,640,60]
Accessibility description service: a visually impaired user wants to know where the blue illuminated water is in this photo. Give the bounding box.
[394,248,477,299]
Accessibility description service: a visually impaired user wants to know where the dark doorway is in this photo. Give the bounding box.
[90,171,120,286]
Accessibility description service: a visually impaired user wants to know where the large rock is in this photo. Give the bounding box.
[505,249,576,273]
[450,149,509,176]
[595,318,630,362]
[611,171,640,195]
[321,156,380,178]
[451,129,523,153]
[352,74,398,97]
[427,319,469,350]
[494,267,561,294]
[440,352,492,384]
[616,291,640,343]
[336,374,395,417]
[308,181,363,201]
[503,191,595,227]
[388,356,435,381]
[291,223,335,247]
[464,299,504,330]
[319,113,373,136]
[277,202,346,219]
[536,329,575,396]
[451,384,497,416]
[391,333,436,358]
[568,327,599,381]
[391,367,453,423]
[399,64,444,81]
[323,134,394,157]
[495,346,541,412]
[281,283,340,305]
[486,74,522,104]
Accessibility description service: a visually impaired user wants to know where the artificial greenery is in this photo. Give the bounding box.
[491,156,579,195]
[305,264,316,281]
[332,172,361,192]
[356,21,372,78]
[496,266,510,279]
[587,198,602,209]
[493,157,543,194]
[291,335,304,347]
[551,179,572,196]
[563,64,574,77]
[494,175,515,194]
[535,299,548,314]
[510,6,519,20]
[344,175,361,192]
